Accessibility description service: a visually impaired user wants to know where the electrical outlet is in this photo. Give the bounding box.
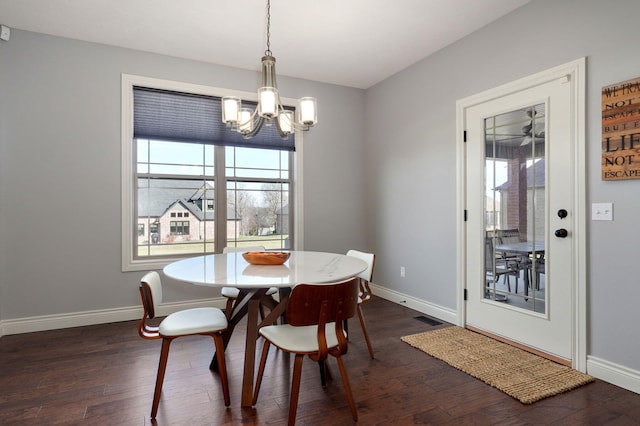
[400,266,405,278]
[592,203,613,221]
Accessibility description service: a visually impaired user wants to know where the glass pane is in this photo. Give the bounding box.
[226,146,289,179]
[227,181,290,250]
[136,177,215,257]
[137,140,214,176]
[484,103,546,313]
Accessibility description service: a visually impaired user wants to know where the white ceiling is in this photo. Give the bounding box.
[0,0,530,89]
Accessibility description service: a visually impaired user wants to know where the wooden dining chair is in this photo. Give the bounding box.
[252,277,360,425]
[138,271,230,419]
[346,249,376,358]
[221,245,277,319]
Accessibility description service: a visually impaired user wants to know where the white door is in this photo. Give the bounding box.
[460,60,585,364]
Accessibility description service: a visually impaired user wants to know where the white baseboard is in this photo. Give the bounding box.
[0,285,456,336]
[0,298,226,336]
[587,355,640,394]
[370,283,458,325]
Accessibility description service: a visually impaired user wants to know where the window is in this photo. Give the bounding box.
[122,75,303,271]
[170,221,190,235]
[136,140,292,258]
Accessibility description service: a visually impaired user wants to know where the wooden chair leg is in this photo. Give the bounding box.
[335,355,358,422]
[318,359,332,387]
[318,360,327,387]
[224,297,235,320]
[252,340,271,405]
[288,354,305,426]
[357,305,374,359]
[259,303,268,321]
[212,334,230,406]
[151,338,172,419]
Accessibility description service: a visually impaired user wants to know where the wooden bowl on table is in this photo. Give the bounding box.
[242,251,290,265]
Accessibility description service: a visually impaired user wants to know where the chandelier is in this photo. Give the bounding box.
[221,0,317,139]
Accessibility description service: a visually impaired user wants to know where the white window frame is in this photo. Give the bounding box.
[121,74,305,272]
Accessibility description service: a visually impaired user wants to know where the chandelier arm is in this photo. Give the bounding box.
[276,121,290,139]
[242,115,265,138]
[291,122,311,132]
[276,102,287,115]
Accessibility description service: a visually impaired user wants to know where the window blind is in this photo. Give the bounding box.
[133,86,295,151]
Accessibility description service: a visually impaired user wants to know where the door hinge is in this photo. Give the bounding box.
[464,289,468,300]
[464,209,468,221]
[463,130,467,142]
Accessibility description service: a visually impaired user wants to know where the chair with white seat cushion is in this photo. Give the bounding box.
[252,277,360,425]
[138,271,230,419]
[221,245,277,319]
[346,249,376,358]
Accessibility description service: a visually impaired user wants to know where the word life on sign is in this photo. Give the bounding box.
[602,76,640,180]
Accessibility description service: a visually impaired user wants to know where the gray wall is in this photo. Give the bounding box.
[365,0,640,373]
[0,30,366,319]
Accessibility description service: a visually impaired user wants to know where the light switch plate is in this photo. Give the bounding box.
[592,203,613,221]
[0,25,10,41]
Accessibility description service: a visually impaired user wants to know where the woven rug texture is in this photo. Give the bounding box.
[401,326,594,404]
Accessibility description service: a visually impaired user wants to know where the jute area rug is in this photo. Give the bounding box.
[401,326,594,404]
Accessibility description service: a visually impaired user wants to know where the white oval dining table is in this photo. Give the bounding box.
[164,250,367,289]
[163,251,367,407]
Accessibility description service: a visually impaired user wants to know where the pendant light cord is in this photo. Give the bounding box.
[265,0,272,56]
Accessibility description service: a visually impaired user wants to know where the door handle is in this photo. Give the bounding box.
[555,228,568,238]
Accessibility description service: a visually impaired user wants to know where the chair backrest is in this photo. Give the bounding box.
[140,271,162,319]
[346,249,375,282]
[496,228,521,244]
[347,250,375,303]
[286,277,359,328]
[223,245,266,253]
[485,237,493,270]
[138,271,163,339]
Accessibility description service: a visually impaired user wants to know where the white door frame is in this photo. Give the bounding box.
[455,58,587,372]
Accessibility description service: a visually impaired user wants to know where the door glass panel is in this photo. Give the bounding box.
[484,103,546,313]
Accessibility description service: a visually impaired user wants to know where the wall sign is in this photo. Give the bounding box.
[602,76,640,180]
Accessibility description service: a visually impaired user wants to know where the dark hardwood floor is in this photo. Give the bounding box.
[1,298,639,425]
